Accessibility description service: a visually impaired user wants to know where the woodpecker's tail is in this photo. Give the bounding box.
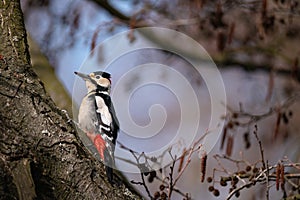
[94,134,115,184]
[104,149,114,184]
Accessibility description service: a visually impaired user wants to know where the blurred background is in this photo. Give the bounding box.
[21,0,300,199]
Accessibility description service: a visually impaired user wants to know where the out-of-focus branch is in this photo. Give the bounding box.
[89,0,300,84]
[216,57,300,82]
[89,0,130,22]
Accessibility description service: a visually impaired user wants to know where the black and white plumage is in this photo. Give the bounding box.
[75,71,119,183]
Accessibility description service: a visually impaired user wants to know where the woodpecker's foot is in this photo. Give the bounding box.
[61,109,73,124]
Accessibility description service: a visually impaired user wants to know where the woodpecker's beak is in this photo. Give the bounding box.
[74,71,90,81]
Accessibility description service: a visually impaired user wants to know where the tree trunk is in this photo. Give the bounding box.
[0,1,140,199]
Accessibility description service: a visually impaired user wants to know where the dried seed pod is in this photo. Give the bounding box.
[91,29,99,53]
[154,191,160,200]
[154,191,160,199]
[292,57,298,78]
[234,121,240,126]
[148,175,154,183]
[148,170,157,183]
[243,132,251,149]
[160,192,167,200]
[210,1,224,28]
[226,136,234,157]
[252,167,259,174]
[220,178,227,187]
[227,22,235,45]
[159,184,165,191]
[245,165,252,172]
[207,177,213,183]
[276,163,281,191]
[232,112,238,118]
[178,148,187,172]
[288,110,293,117]
[235,191,240,198]
[265,70,274,102]
[200,152,207,182]
[213,189,220,197]
[280,164,285,190]
[220,127,227,150]
[150,170,157,179]
[208,186,215,192]
[217,30,226,52]
[282,112,289,124]
[232,176,239,186]
[274,112,282,139]
[238,170,246,175]
[227,121,234,129]
[127,28,136,43]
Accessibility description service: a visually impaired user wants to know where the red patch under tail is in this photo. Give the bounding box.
[94,134,106,160]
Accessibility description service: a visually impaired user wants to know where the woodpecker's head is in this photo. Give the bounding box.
[75,71,111,93]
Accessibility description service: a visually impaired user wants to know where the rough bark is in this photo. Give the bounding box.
[0,1,140,199]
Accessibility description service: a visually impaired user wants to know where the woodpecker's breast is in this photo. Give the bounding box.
[78,94,98,132]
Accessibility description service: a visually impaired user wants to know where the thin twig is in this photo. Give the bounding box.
[253,125,266,169]
[225,163,300,200]
[266,160,269,200]
[129,150,153,199]
[167,151,176,199]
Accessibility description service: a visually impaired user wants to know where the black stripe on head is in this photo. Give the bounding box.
[93,71,111,79]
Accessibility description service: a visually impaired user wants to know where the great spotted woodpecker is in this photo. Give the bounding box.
[75,71,119,184]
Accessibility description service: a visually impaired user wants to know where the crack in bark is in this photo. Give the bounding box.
[0,75,23,98]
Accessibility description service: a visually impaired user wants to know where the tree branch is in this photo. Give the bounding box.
[89,0,130,22]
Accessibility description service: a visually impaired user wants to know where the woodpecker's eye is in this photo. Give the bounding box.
[95,75,101,79]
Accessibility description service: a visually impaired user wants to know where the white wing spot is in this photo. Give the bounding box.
[95,96,112,126]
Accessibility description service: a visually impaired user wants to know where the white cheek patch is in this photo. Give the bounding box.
[98,78,110,87]
[95,96,112,126]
